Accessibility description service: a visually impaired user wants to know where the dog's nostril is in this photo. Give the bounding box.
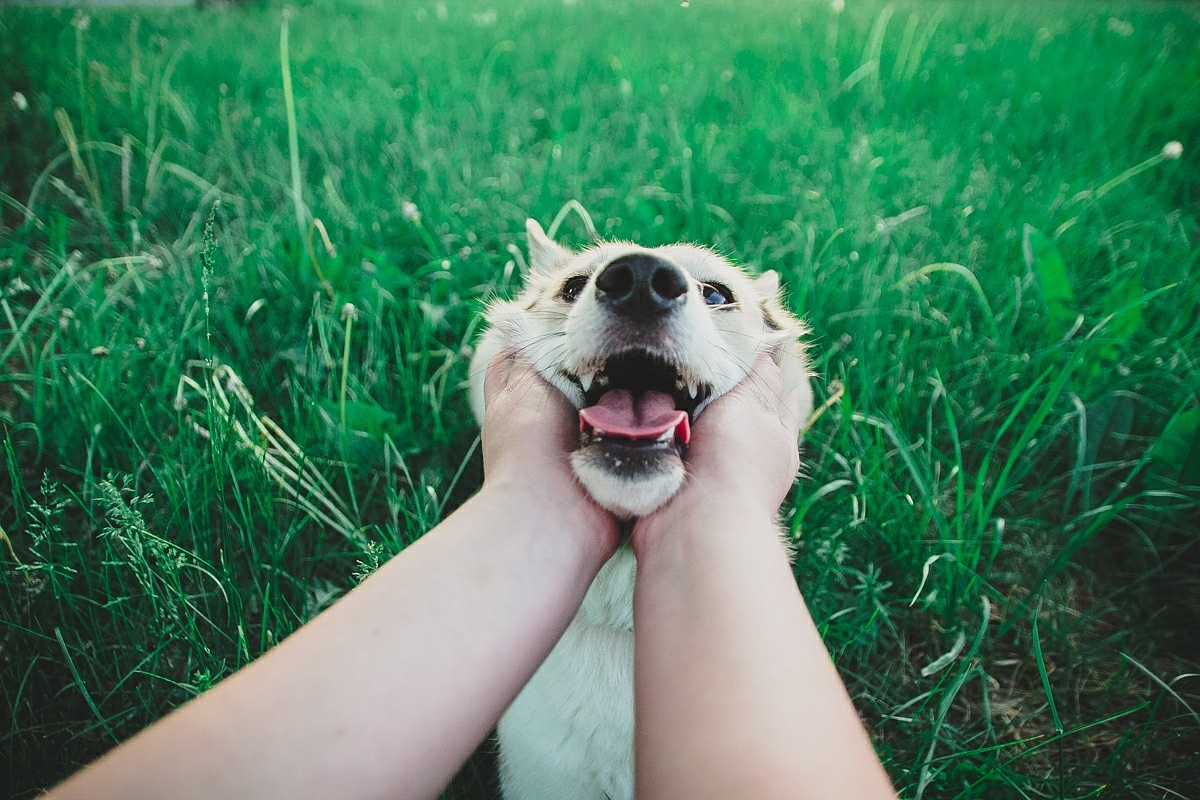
[595,261,634,298]
[651,266,687,300]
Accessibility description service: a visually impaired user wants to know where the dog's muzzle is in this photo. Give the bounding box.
[571,255,704,453]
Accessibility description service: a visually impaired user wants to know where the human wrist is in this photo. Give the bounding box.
[472,480,619,561]
[631,480,781,560]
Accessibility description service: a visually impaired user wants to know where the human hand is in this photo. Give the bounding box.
[633,353,804,550]
[480,350,620,544]
[688,352,805,507]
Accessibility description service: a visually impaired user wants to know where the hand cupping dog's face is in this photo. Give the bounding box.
[679,352,807,512]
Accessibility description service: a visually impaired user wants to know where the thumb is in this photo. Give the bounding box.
[775,352,808,442]
[483,348,519,407]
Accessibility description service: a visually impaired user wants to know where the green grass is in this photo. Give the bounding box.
[2,0,1199,797]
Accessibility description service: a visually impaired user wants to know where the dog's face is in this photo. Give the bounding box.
[471,220,813,518]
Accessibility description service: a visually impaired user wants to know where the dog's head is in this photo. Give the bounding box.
[471,219,812,518]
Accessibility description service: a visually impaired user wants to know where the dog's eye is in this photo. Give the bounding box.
[559,275,588,303]
[699,282,734,307]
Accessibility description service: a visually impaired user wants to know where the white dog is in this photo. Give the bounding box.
[469,219,813,800]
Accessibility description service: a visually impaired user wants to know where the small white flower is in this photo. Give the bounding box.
[245,297,268,322]
[90,346,110,357]
[1161,141,1183,160]
[830,0,845,13]
[1106,18,1133,37]
[341,302,358,321]
[12,92,27,111]
[401,201,421,223]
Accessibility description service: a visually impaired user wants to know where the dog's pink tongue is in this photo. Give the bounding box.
[580,389,690,444]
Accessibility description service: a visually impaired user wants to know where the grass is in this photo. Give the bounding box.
[2,0,1199,796]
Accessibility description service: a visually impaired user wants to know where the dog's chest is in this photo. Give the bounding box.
[577,546,636,630]
[497,549,637,800]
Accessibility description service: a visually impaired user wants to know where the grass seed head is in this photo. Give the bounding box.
[1162,140,1183,160]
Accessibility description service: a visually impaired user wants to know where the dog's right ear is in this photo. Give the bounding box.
[526,218,573,274]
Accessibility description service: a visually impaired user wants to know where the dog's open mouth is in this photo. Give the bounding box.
[571,351,711,453]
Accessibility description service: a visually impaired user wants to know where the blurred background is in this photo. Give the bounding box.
[1,1,1198,797]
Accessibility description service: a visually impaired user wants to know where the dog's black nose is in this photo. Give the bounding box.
[594,253,688,318]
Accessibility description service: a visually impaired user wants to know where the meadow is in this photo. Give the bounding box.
[2,0,1199,796]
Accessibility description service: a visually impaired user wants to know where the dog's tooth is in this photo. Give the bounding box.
[580,372,595,393]
[596,375,609,387]
[688,379,699,400]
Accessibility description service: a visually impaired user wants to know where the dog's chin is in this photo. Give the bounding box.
[570,441,686,519]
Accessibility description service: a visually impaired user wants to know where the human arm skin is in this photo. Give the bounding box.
[47,354,619,800]
[631,355,896,800]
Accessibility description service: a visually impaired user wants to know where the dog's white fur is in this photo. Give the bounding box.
[469,220,812,800]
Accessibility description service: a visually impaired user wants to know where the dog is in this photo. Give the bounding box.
[469,219,813,800]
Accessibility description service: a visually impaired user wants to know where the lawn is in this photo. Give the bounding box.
[2,0,1199,797]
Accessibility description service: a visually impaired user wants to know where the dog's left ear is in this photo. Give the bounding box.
[526,218,573,274]
[754,269,780,299]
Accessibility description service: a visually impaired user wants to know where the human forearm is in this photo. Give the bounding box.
[49,485,615,800]
[632,497,895,800]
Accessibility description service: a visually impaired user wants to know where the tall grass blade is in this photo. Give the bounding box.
[1031,601,1065,796]
[280,10,306,240]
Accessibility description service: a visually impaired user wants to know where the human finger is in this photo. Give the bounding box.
[482,348,518,407]
[772,351,807,442]
[484,347,550,410]
[742,352,785,415]
[486,354,571,422]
